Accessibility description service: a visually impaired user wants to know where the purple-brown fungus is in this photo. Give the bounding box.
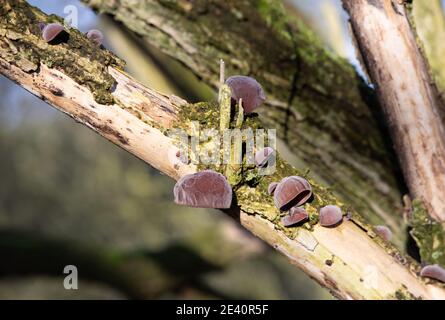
[420,265,445,283]
[374,225,392,242]
[42,23,65,42]
[38,22,46,32]
[86,29,104,46]
[254,147,275,168]
[281,207,308,227]
[173,170,232,209]
[225,75,266,113]
[319,205,343,227]
[273,176,312,211]
[268,182,278,195]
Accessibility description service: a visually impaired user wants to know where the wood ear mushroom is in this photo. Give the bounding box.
[273,176,312,211]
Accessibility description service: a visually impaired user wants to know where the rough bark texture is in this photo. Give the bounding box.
[81,0,407,245]
[2,0,445,299]
[343,0,445,225]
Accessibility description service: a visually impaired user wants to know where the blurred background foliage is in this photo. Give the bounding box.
[1,0,441,300]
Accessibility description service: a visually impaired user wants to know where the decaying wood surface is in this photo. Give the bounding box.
[343,0,445,224]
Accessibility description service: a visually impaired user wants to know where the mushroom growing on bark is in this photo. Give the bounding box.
[273,176,312,211]
[173,170,232,209]
[225,75,266,113]
[41,23,65,43]
[254,147,275,168]
[420,265,445,283]
[86,29,104,46]
[374,225,392,242]
[319,205,343,227]
[281,206,309,227]
[268,182,278,195]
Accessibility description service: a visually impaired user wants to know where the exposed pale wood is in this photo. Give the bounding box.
[343,0,445,223]
[2,56,445,299]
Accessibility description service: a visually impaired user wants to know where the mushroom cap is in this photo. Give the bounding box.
[420,265,445,283]
[254,147,275,168]
[281,206,308,227]
[319,205,343,227]
[273,176,312,211]
[86,29,104,46]
[38,22,46,32]
[374,225,392,242]
[226,75,266,113]
[173,170,232,209]
[42,23,64,42]
[268,182,278,195]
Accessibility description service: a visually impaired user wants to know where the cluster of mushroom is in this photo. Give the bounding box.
[171,66,445,284]
[172,71,267,208]
[172,165,445,284]
[39,22,104,46]
[268,176,343,228]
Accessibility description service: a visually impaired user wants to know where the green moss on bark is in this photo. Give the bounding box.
[408,199,445,267]
[0,0,125,104]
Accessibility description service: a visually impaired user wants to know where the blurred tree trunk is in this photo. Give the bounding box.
[82,0,407,246]
[413,0,445,94]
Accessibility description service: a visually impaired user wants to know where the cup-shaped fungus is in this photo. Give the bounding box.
[225,75,266,113]
[374,225,392,242]
[86,29,104,46]
[173,170,232,209]
[268,182,278,195]
[420,265,445,283]
[42,23,65,42]
[319,205,343,227]
[273,176,312,211]
[281,206,308,227]
[254,147,275,168]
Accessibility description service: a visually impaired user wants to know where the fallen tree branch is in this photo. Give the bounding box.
[1,0,445,299]
[342,0,445,224]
